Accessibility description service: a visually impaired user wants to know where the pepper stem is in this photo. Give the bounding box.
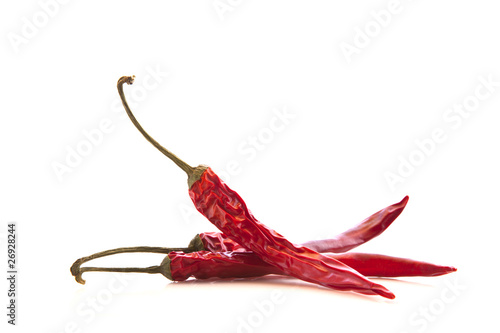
[70,246,188,284]
[75,265,161,284]
[117,75,194,178]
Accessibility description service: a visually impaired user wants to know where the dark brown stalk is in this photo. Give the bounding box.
[70,246,186,284]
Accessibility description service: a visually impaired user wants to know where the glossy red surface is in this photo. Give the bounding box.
[189,167,395,299]
[333,253,457,277]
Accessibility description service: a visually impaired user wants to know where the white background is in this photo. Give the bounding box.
[1,1,499,332]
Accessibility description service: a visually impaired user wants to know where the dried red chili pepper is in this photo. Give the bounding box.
[303,196,409,253]
[189,168,395,298]
[116,75,395,299]
[191,195,408,253]
[163,251,457,280]
[73,250,457,283]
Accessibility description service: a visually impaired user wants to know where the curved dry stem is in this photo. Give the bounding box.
[117,75,194,177]
[75,265,161,285]
[70,246,188,284]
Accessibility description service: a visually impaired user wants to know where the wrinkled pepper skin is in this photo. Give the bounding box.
[193,196,408,253]
[166,251,280,280]
[192,231,246,252]
[164,251,457,281]
[302,196,409,253]
[188,167,395,299]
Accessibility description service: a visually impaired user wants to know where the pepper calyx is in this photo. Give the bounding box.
[188,165,208,188]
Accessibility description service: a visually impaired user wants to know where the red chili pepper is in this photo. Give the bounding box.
[188,167,394,298]
[161,251,457,280]
[191,196,408,253]
[116,75,395,299]
[302,196,409,253]
[73,250,456,283]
